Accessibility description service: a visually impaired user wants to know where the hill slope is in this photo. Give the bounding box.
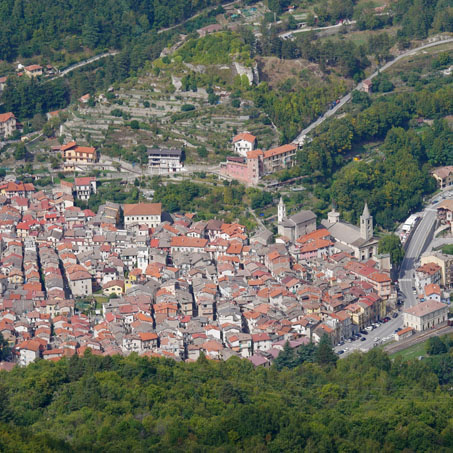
[2,349,453,452]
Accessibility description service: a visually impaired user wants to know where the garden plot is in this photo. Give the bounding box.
[62,70,277,162]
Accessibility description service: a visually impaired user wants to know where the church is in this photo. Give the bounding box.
[277,197,317,243]
[321,203,379,261]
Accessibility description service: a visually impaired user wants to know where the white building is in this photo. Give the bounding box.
[403,300,449,331]
[0,112,16,138]
[123,203,162,229]
[232,132,257,157]
[147,148,183,174]
[74,177,97,200]
[18,340,42,366]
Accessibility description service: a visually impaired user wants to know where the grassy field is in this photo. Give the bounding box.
[390,341,427,361]
[386,42,453,77]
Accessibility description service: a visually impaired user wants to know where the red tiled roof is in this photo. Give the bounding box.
[0,112,15,123]
[75,177,94,186]
[171,236,208,248]
[263,143,296,159]
[123,203,161,216]
[233,132,256,143]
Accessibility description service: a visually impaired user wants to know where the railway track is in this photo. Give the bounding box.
[385,323,453,355]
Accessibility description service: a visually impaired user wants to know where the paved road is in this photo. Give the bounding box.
[398,186,453,308]
[157,0,240,34]
[45,51,119,82]
[399,208,437,307]
[292,37,453,145]
[279,20,355,40]
[335,187,453,358]
[334,315,403,357]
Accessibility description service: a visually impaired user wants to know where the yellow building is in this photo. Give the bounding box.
[61,141,97,171]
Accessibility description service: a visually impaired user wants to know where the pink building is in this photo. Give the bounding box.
[221,143,297,186]
[224,157,249,184]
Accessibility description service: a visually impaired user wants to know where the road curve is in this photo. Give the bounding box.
[292,37,453,144]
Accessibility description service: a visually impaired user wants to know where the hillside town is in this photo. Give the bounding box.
[0,171,449,369]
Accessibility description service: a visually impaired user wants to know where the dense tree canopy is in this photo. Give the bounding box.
[378,234,404,266]
[2,347,453,451]
[0,0,225,61]
[298,79,453,228]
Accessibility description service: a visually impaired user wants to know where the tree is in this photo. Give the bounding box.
[130,120,140,130]
[208,92,220,105]
[31,113,46,131]
[315,334,338,366]
[274,341,296,370]
[0,333,11,361]
[296,342,317,364]
[197,146,208,158]
[13,143,27,161]
[378,235,404,267]
[426,336,447,355]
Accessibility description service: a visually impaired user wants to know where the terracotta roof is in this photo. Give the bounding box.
[75,177,95,186]
[60,141,77,151]
[246,149,264,159]
[0,112,15,123]
[263,143,297,159]
[425,283,441,296]
[405,300,447,317]
[25,64,42,71]
[138,332,158,341]
[233,132,256,143]
[123,203,161,216]
[170,236,208,248]
[397,327,414,336]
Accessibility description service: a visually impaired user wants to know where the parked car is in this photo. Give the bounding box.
[360,337,366,342]
[337,350,344,355]
[392,312,398,318]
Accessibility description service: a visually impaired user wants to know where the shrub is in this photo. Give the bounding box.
[181,104,195,112]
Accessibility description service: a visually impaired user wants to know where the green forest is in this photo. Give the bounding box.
[3,345,453,452]
[0,0,224,61]
[298,78,453,228]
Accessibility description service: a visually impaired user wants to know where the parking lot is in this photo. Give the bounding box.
[334,313,403,357]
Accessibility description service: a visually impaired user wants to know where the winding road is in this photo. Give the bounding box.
[292,36,453,145]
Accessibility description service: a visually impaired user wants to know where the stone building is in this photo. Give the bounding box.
[277,197,316,243]
[403,300,448,331]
